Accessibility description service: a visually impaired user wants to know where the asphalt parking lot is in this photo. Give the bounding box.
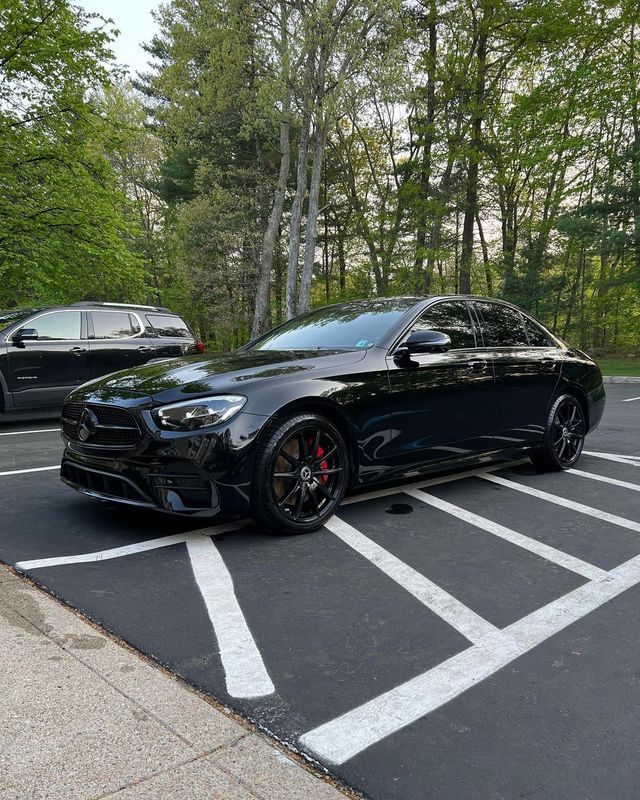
[1,383,639,800]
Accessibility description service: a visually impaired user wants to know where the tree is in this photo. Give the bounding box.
[0,0,146,305]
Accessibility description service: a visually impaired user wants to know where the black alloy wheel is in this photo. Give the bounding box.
[251,413,349,534]
[530,394,586,471]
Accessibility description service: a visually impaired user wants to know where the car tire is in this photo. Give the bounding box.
[251,412,349,535]
[529,394,586,472]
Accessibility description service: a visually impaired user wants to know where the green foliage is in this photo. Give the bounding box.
[0,0,146,307]
[1,0,638,354]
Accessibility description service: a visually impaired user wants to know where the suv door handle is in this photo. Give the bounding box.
[541,358,556,372]
[69,346,87,356]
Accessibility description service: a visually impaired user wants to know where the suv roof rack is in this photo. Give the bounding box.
[73,301,173,313]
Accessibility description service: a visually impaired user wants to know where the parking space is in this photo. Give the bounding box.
[1,383,639,800]
[0,420,62,474]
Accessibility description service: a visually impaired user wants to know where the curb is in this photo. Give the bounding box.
[602,375,640,383]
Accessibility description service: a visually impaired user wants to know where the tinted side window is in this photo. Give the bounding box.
[28,311,82,340]
[523,316,553,347]
[92,311,135,339]
[146,314,191,338]
[475,302,528,347]
[411,301,476,350]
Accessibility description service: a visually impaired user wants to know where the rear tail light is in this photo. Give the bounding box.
[195,340,205,353]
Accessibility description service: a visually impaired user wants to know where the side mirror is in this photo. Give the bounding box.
[403,329,452,355]
[13,328,39,346]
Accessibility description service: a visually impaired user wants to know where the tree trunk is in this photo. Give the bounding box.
[286,49,315,319]
[252,107,291,336]
[298,116,328,313]
[459,20,488,295]
[476,211,492,294]
[413,2,437,287]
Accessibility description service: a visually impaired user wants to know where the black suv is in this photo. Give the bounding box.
[0,302,203,414]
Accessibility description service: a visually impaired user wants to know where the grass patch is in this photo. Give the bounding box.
[596,358,640,377]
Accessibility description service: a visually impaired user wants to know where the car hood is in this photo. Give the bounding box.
[74,349,369,406]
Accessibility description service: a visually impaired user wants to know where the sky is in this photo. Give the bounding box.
[77,0,162,77]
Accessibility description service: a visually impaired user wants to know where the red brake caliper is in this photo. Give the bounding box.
[308,437,329,485]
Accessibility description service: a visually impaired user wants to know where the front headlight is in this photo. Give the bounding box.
[152,395,247,431]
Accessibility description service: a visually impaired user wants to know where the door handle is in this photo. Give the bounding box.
[69,346,87,356]
[467,359,487,372]
[541,358,556,372]
[137,345,155,354]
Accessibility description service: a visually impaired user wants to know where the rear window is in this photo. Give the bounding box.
[475,302,529,347]
[92,311,138,339]
[146,314,192,338]
[523,316,554,347]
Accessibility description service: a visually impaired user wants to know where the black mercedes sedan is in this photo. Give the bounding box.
[60,296,605,534]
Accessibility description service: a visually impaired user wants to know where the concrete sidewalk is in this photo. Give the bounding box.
[0,566,350,800]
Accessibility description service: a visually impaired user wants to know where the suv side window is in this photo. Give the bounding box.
[475,302,528,347]
[523,316,554,347]
[92,311,137,339]
[26,311,82,340]
[410,301,477,350]
[146,314,191,338]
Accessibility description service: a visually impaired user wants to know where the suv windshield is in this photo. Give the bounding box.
[0,309,38,333]
[248,299,418,351]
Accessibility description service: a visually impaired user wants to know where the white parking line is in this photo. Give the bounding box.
[325,516,498,645]
[405,488,607,581]
[583,451,640,465]
[0,428,59,436]
[621,396,640,402]
[300,550,640,765]
[16,520,270,699]
[480,474,640,532]
[15,533,194,571]
[0,465,59,477]
[187,536,275,698]
[15,521,249,571]
[567,468,640,493]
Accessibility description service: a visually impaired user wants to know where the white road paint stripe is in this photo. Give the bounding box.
[342,459,529,506]
[0,428,59,437]
[300,551,640,765]
[567,468,640,493]
[583,451,640,465]
[325,516,498,645]
[621,396,640,402]
[15,521,248,571]
[481,473,640,532]
[16,520,270,699]
[186,536,275,699]
[405,488,606,581]
[16,533,192,570]
[0,465,59,477]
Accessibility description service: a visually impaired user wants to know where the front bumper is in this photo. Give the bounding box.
[60,408,270,516]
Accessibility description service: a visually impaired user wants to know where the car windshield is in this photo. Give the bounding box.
[248,299,418,351]
[0,308,38,333]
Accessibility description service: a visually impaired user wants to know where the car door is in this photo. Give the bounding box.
[387,299,496,468]
[88,310,155,379]
[472,301,561,446]
[6,310,90,408]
